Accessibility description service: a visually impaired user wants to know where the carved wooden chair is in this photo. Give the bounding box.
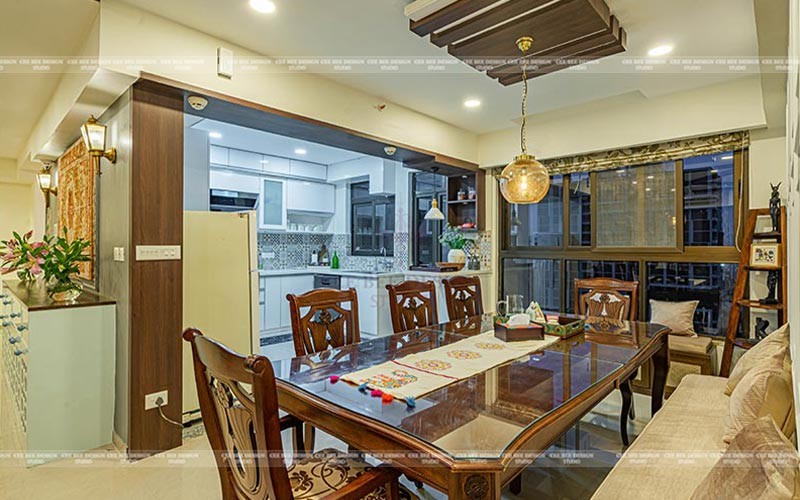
[573,277,640,446]
[442,276,484,321]
[183,328,401,500]
[386,280,439,333]
[287,288,361,357]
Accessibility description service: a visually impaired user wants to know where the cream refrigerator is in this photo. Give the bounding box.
[182,210,260,418]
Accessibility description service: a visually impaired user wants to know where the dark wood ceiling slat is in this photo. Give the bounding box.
[410,0,500,36]
[486,16,620,78]
[430,0,555,47]
[448,0,610,59]
[497,29,626,84]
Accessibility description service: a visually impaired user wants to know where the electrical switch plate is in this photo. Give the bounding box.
[135,245,182,261]
[113,247,125,262]
[145,390,168,411]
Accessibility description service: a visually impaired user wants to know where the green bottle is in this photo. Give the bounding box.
[331,251,340,269]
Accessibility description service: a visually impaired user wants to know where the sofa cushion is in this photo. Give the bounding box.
[669,335,713,355]
[726,323,790,395]
[591,375,729,500]
[650,299,699,336]
[692,416,800,500]
[724,348,794,443]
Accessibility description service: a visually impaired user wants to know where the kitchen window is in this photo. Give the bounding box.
[411,172,447,266]
[351,181,395,256]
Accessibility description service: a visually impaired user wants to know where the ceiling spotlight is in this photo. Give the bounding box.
[648,44,673,57]
[249,0,276,14]
[294,148,307,155]
[187,95,208,111]
[463,99,481,108]
[384,146,397,156]
[208,132,222,139]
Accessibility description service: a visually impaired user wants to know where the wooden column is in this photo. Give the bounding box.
[128,81,184,454]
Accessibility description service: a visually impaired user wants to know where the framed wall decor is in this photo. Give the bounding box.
[750,243,781,269]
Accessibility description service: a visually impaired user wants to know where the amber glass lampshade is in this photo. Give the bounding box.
[499,154,550,204]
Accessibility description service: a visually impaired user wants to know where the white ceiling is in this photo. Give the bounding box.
[119,0,761,134]
[190,118,366,165]
[0,0,99,160]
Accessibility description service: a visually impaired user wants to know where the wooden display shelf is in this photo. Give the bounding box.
[736,299,783,310]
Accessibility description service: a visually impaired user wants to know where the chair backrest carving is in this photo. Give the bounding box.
[287,288,361,357]
[386,280,439,333]
[442,276,484,321]
[183,328,292,500]
[574,277,639,321]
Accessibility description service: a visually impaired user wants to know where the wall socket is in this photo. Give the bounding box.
[113,247,125,262]
[135,245,182,261]
[144,390,169,411]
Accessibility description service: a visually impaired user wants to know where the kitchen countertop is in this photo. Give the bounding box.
[258,267,491,279]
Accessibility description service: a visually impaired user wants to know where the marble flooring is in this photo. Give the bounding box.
[0,339,652,499]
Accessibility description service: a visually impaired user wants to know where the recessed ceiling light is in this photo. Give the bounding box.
[648,44,673,57]
[208,132,222,139]
[294,148,307,155]
[249,0,276,14]
[463,99,481,108]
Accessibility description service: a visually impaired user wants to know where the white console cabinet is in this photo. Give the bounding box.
[0,281,116,466]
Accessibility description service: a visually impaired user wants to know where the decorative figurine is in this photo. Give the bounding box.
[769,182,782,232]
[755,317,770,340]
[762,270,779,304]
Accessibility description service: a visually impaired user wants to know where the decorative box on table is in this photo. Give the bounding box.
[534,316,586,339]
[493,318,544,342]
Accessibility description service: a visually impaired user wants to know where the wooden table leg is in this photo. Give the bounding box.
[619,378,632,447]
[651,337,669,415]
[448,472,501,500]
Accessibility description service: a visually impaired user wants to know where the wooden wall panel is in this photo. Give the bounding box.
[128,81,184,454]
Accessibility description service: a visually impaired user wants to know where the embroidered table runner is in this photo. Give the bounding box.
[341,332,560,399]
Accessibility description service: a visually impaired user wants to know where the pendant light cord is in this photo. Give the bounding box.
[520,60,528,155]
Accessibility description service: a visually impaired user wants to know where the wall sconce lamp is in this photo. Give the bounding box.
[37,162,58,209]
[81,115,117,167]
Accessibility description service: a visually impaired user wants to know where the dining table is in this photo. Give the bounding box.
[273,313,670,500]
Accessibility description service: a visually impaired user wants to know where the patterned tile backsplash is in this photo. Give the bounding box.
[258,230,492,271]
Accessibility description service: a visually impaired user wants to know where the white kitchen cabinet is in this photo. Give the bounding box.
[290,159,327,180]
[210,168,261,193]
[341,276,380,335]
[229,149,263,172]
[209,145,229,166]
[259,177,288,230]
[263,277,283,332]
[279,275,315,328]
[286,180,335,214]
[262,155,292,176]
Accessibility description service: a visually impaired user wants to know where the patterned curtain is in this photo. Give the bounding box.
[539,131,749,175]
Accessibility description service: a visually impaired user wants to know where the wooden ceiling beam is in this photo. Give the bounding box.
[486,16,620,78]
[410,0,500,37]
[430,0,554,48]
[448,0,611,60]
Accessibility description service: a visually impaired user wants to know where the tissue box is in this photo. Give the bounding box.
[494,320,545,342]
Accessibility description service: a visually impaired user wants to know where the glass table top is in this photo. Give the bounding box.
[273,314,667,461]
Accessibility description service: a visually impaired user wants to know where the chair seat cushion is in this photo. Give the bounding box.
[669,335,713,355]
[289,449,416,500]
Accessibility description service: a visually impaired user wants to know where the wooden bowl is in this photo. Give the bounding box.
[435,261,465,271]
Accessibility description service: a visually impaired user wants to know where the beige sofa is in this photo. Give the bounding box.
[592,374,730,499]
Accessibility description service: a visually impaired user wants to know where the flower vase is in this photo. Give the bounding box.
[447,248,467,264]
[48,275,84,302]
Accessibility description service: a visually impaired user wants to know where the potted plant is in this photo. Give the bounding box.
[0,230,50,284]
[43,229,91,302]
[439,224,468,263]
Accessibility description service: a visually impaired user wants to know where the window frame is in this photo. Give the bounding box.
[350,181,395,257]
[498,149,748,336]
[410,172,448,266]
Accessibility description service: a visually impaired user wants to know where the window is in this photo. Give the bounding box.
[411,172,447,266]
[508,175,563,247]
[499,148,744,337]
[351,181,395,256]
[596,162,677,248]
[683,152,735,246]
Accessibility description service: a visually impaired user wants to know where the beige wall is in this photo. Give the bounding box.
[96,0,478,165]
[0,182,33,244]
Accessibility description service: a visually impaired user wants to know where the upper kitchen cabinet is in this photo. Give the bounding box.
[259,177,288,230]
[286,180,335,214]
[209,168,261,193]
[209,145,229,166]
[262,155,291,176]
[229,149,263,172]
[290,159,327,180]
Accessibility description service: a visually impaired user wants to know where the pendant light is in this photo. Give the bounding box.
[498,36,550,204]
[424,166,445,220]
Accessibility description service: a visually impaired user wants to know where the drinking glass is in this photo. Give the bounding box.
[507,295,525,315]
